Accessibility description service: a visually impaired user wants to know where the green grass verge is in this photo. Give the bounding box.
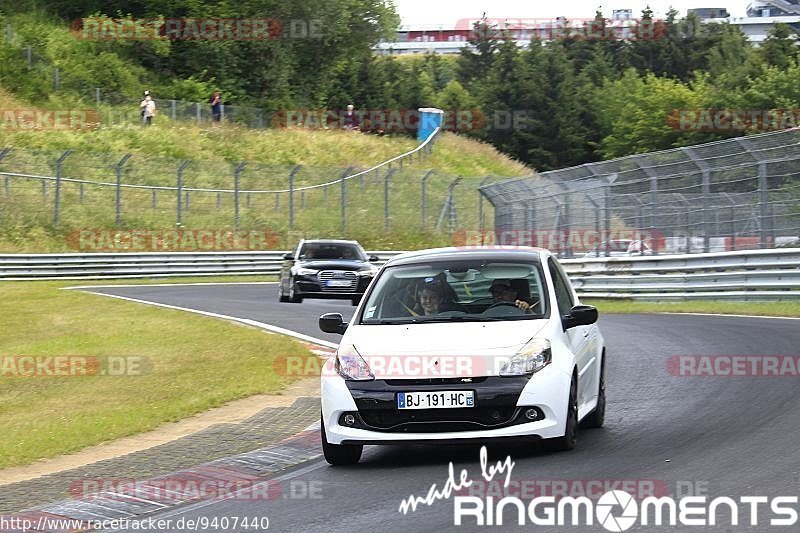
[584,299,800,318]
[0,280,314,469]
[0,103,533,253]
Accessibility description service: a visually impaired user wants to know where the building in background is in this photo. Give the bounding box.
[375,2,800,55]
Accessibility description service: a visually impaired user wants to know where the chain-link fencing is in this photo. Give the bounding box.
[480,129,800,257]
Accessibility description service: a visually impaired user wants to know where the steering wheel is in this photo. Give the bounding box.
[487,301,520,309]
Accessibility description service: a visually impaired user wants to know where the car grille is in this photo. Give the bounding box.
[317,270,357,292]
[358,407,520,433]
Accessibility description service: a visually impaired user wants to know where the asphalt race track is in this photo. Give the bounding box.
[78,283,800,533]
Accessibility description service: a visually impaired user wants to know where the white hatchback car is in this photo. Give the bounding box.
[318,247,606,465]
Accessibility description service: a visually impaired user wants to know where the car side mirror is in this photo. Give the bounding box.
[562,305,598,330]
[319,313,348,335]
[282,253,294,260]
[368,255,379,262]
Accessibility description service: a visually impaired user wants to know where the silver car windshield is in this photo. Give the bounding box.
[359,260,549,324]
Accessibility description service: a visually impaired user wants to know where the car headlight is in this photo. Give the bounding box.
[335,343,374,381]
[295,267,318,276]
[357,268,377,277]
[500,338,551,376]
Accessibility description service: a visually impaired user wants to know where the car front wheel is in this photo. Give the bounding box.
[288,279,303,303]
[321,417,362,466]
[545,375,578,452]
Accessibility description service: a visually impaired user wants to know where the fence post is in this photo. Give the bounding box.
[603,182,611,257]
[25,46,32,69]
[176,160,191,225]
[341,170,347,233]
[0,148,11,198]
[195,103,201,124]
[234,162,246,230]
[384,168,396,230]
[115,154,132,225]
[53,68,60,91]
[5,24,11,43]
[478,175,490,235]
[185,190,190,211]
[702,169,711,253]
[152,189,157,209]
[436,177,462,233]
[288,165,301,230]
[274,193,279,209]
[53,149,73,226]
[758,162,768,249]
[421,170,434,229]
[171,100,177,121]
[95,88,101,108]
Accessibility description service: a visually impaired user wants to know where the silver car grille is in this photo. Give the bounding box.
[317,270,358,292]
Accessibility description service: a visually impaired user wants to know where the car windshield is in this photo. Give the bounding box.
[299,243,365,260]
[359,259,549,324]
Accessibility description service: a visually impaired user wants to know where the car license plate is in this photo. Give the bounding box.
[397,391,474,409]
[326,279,351,287]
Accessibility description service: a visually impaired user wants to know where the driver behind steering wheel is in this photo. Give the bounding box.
[489,279,532,313]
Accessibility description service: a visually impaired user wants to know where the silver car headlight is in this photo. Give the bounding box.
[335,343,374,381]
[295,267,318,276]
[500,338,551,376]
[357,268,378,277]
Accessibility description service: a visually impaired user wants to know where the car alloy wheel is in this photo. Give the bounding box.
[546,376,578,452]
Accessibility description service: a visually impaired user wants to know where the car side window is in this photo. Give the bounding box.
[548,258,574,317]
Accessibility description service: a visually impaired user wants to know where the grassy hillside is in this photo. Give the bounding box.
[0,91,533,252]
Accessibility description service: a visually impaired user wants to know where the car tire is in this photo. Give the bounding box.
[288,279,303,303]
[321,417,362,466]
[545,375,578,452]
[581,353,606,429]
[278,281,290,303]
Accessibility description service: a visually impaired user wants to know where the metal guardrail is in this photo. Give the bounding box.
[0,251,403,281]
[0,248,797,301]
[561,248,800,300]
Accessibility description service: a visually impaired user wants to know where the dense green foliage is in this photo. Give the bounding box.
[3,4,800,170]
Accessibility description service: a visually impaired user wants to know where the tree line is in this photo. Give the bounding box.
[3,3,800,169]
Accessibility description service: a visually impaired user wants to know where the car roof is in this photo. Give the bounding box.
[384,246,548,267]
[299,239,361,245]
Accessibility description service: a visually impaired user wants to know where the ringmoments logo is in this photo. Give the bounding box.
[397,448,799,529]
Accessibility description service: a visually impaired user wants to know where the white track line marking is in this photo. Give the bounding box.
[659,312,800,321]
[72,290,338,349]
[64,282,278,289]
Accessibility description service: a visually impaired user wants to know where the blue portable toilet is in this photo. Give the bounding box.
[417,108,444,142]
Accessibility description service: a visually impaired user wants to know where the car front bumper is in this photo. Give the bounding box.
[321,367,571,445]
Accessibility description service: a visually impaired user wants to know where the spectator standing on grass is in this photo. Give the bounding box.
[210,90,222,122]
[140,90,156,126]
